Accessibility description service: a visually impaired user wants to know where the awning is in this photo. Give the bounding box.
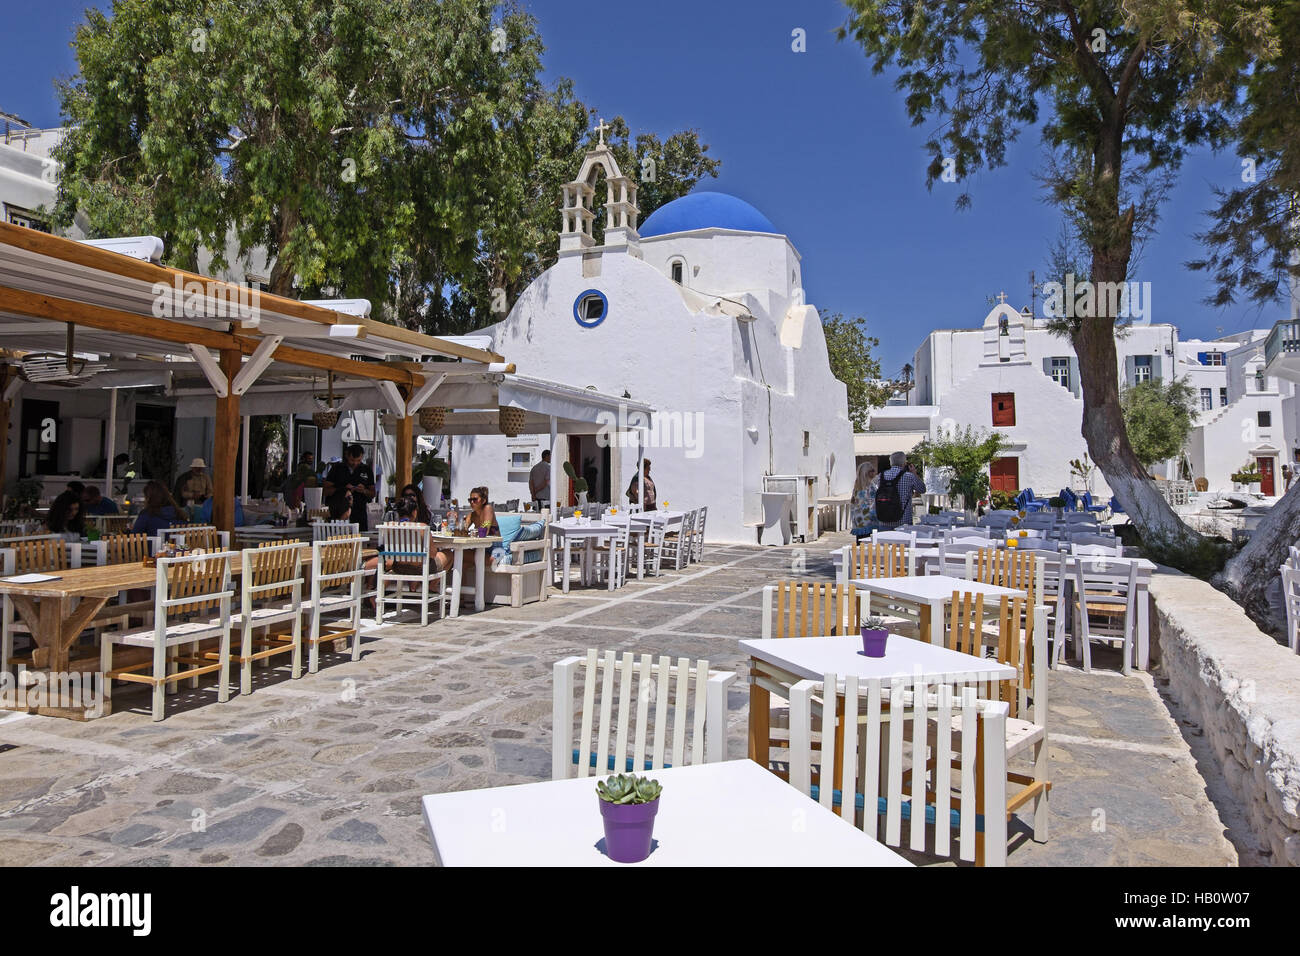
[855,431,927,456]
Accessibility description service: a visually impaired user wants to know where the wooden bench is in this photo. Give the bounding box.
[484,534,550,608]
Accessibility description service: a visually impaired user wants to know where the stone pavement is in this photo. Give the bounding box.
[0,535,1236,866]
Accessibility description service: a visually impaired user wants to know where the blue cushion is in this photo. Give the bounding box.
[516,521,544,541]
[498,514,523,546]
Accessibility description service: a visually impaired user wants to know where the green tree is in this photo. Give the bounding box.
[912,426,1009,512]
[835,0,1266,566]
[820,311,893,430]
[1119,379,1196,470]
[51,0,720,336]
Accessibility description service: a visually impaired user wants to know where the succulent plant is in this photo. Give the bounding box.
[596,773,663,805]
[861,614,888,630]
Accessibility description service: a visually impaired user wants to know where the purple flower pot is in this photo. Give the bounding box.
[861,627,888,658]
[599,797,659,863]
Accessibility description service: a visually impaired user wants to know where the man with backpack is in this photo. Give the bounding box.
[874,451,926,530]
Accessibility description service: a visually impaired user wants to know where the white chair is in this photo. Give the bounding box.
[305,536,367,673]
[375,522,445,626]
[661,509,694,570]
[1071,539,1123,557]
[1066,555,1139,673]
[789,674,1011,865]
[227,542,305,696]
[758,492,792,545]
[633,515,670,577]
[312,520,359,541]
[1,537,84,675]
[1282,565,1300,653]
[551,648,736,779]
[689,505,708,562]
[590,522,631,591]
[872,529,917,547]
[100,551,236,721]
[944,526,991,542]
[158,525,230,552]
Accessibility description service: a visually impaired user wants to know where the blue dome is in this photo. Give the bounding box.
[638,191,778,238]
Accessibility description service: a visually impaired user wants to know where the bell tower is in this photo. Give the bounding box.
[558,118,641,259]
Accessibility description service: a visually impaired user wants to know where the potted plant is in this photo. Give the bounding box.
[1048,495,1067,515]
[3,478,43,519]
[596,773,662,863]
[1230,465,1262,495]
[860,613,889,657]
[563,460,589,511]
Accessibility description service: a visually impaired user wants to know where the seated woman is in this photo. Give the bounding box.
[400,483,432,525]
[434,486,498,575]
[47,491,86,540]
[328,491,354,522]
[364,496,428,602]
[131,481,181,536]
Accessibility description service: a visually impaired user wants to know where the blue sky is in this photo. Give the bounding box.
[4,0,1279,372]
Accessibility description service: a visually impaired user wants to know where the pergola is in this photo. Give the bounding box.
[0,221,511,530]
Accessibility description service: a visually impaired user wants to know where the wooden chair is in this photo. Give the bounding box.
[227,542,306,695]
[100,551,236,720]
[88,514,133,536]
[1066,555,1139,674]
[306,507,331,522]
[159,524,228,552]
[305,536,367,673]
[312,520,359,541]
[761,581,861,638]
[840,541,911,586]
[91,533,156,631]
[1,538,78,674]
[375,522,444,625]
[789,674,1010,865]
[631,514,669,577]
[946,594,1051,847]
[590,522,631,591]
[688,505,708,562]
[551,649,736,779]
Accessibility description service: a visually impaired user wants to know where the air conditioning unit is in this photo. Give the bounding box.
[20,354,106,384]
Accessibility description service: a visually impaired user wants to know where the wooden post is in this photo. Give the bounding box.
[395,387,412,492]
[0,365,12,499]
[213,350,240,533]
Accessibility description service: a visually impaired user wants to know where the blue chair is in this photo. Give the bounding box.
[1059,488,1080,511]
[1106,495,1125,514]
[1016,488,1046,513]
[1081,491,1108,513]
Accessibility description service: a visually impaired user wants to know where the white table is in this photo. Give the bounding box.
[850,574,1027,646]
[421,759,912,867]
[602,511,684,578]
[429,533,501,616]
[743,633,1015,770]
[549,520,616,592]
[816,494,852,532]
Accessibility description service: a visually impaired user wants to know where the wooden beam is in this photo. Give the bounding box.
[0,365,13,498]
[0,284,424,387]
[0,221,504,363]
[396,386,413,493]
[213,351,240,534]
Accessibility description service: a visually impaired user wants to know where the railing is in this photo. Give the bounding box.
[1264,318,1300,368]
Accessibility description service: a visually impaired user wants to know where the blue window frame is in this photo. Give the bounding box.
[573,289,608,328]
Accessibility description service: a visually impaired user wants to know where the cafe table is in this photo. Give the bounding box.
[428,533,501,616]
[741,634,1016,772]
[0,546,375,718]
[548,518,617,592]
[421,758,911,867]
[849,574,1026,647]
[599,511,684,580]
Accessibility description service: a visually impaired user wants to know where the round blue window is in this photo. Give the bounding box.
[573,289,608,328]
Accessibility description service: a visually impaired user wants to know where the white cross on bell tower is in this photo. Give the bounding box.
[996,290,1008,305]
[594,118,610,146]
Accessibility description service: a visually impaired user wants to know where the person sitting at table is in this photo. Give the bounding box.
[195,495,246,527]
[46,491,86,539]
[66,480,86,498]
[400,483,431,525]
[433,486,497,575]
[81,485,120,516]
[175,458,215,506]
[131,481,182,536]
[363,495,426,609]
[327,491,353,522]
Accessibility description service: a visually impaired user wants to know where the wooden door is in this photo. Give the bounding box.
[1259,456,1275,496]
[990,457,1019,493]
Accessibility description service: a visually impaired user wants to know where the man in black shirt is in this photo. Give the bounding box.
[323,444,376,532]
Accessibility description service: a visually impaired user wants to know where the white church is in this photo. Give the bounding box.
[449,135,856,543]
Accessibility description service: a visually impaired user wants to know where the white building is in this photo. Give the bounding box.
[449,142,856,542]
[868,300,1295,501]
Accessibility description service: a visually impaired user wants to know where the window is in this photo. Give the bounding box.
[1134,355,1152,383]
[1220,387,1229,407]
[991,392,1016,427]
[1255,369,1267,391]
[1198,351,1225,366]
[511,452,531,468]
[1258,411,1272,428]
[4,204,50,232]
[1200,388,1213,411]
[572,289,608,328]
[1050,357,1070,389]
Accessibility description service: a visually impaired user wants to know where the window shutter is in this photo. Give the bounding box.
[1070,356,1080,396]
[1124,355,1136,384]
[1197,351,1207,365]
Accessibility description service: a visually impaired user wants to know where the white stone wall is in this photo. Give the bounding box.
[1151,572,1300,865]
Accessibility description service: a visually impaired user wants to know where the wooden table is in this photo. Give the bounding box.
[742,634,1015,773]
[428,534,501,616]
[421,759,912,867]
[0,547,374,718]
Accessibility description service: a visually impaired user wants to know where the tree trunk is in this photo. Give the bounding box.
[1216,485,1300,631]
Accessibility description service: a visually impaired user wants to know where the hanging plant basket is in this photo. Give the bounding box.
[418,406,447,432]
[311,370,341,429]
[312,410,340,429]
[498,405,526,437]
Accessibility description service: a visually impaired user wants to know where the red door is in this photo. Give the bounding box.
[1259,457,1275,496]
[990,457,1019,493]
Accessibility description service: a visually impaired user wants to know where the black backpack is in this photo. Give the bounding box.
[874,470,905,523]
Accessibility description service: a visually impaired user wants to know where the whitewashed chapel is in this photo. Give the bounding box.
[449,134,856,542]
